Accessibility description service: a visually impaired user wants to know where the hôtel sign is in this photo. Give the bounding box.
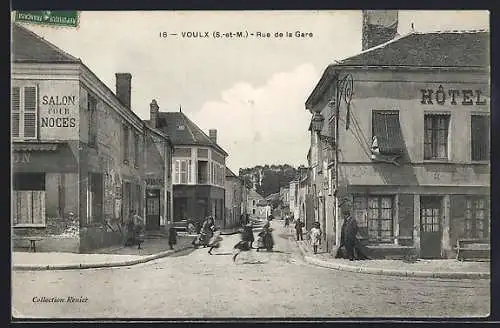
[420,85,487,106]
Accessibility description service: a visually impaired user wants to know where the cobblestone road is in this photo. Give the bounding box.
[12,221,490,319]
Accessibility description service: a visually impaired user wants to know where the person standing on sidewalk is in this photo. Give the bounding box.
[168,227,177,250]
[295,218,304,241]
[284,215,290,228]
[309,221,322,254]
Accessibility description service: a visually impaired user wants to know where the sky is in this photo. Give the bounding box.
[16,10,489,173]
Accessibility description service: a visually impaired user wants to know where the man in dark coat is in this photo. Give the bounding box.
[342,210,358,261]
[295,219,304,241]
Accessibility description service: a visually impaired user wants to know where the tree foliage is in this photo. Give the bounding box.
[239,164,300,197]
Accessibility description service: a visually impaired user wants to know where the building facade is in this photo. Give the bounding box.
[246,188,268,219]
[11,23,172,252]
[225,167,245,228]
[305,13,490,259]
[148,108,228,228]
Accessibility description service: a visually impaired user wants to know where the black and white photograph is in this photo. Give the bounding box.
[10,10,491,319]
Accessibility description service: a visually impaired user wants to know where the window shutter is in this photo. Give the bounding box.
[23,86,38,139]
[33,191,46,225]
[11,87,21,138]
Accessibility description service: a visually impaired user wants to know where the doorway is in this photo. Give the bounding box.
[146,189,160,231]
[420,196,442,259]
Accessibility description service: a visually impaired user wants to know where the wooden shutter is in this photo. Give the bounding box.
[18,191,33,225]
[23,86,38,139]
[11,87,21,138]
[32,191,46,225]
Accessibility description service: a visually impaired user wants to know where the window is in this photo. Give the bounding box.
[173,159,191,184]
[253,209,256,215]
[122,125,130,164]
[11,86,38,140]
[353,195,394,242]
[13,173,46,227]
[180,160,188,183]
[465,197,489,239]
[424,114,450,160]
[134,132,140,167]
[198,161,208,184]
[88,94,97,146]
[87,173,103,224]
[252,200,256,206]
[371,111,404,155]
[471,115,490,161]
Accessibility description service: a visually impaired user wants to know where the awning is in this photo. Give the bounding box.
[372,112,405,155]
[12,142,60,152]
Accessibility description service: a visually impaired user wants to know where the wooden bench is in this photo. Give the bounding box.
[13,236,44,252]
[456,239,490,261]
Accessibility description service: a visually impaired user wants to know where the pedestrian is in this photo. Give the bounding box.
[295,218,304,241]
[309,221,322,254]
[338,209,368,261]
[233,223,253,262]
[168,227,177,250]
[284,215,290,228]
[207,228,223,255]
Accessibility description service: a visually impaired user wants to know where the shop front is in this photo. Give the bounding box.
[12,141,81,252]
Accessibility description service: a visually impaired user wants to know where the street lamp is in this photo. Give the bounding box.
[311,112,325,132]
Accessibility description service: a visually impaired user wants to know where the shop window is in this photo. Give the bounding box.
[13,173,46,227]
[353,195,394,242]
[198,160,208,184]
[88,94,98,147]
[464,196,489,239]
[87,173,103,224]
[11,86,38,140]
[424,114,450,160]
[471,115,490,161]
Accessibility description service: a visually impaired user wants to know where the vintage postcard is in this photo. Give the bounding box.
[11,10,490,320]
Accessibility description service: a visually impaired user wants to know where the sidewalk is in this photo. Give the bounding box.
[294,238,490,280]
[12,226,243,271]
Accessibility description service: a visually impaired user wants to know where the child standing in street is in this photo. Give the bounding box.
[168,227,177,250]
[310,221,322,254]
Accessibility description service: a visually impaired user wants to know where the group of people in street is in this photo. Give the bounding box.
[232,214,275,262]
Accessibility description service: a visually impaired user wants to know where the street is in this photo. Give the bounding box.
[12,221,490,318]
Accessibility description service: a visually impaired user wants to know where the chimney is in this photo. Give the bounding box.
[150,99,159,128]
[209,129,217,144]
[115,73,132,109]
[362,10,398,51]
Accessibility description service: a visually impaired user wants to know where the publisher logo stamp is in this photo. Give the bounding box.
[15,11,79,28]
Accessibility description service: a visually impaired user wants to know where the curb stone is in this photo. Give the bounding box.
[12,244,194,271]
[291,237,490,280]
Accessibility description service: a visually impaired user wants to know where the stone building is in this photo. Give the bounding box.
[147,108,228,228]
[246,188,268,220]
[225,167,245,228]
[305,11,490,259]
[11,23,173,252]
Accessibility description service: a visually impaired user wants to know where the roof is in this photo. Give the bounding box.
[225,167,238,178]
[337,30,489,68]
[154,112,228,156]
[11,23,80,63]
[306,30,490,108]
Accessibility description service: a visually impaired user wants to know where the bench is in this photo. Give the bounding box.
[456,239,490,261]
[13,236,44,252]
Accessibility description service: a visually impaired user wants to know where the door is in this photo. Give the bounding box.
[420,196,442,259]
[146,189,160,231]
